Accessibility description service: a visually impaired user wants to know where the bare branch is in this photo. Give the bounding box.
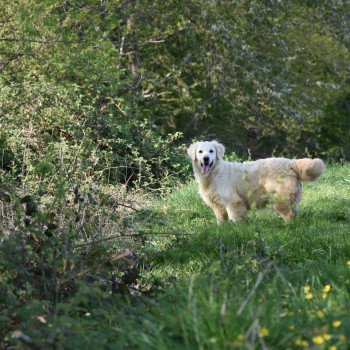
[0,37,81,45]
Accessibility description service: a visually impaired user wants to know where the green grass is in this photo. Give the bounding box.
[121,164,350,349]
[7,164,350,349]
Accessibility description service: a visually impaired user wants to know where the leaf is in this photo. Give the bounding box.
[87,192,97,206]
[25,201,38,216]
[0,190,11,202]
[20,195,33,204]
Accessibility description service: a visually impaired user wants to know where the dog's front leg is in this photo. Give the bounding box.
[213,207,228,224]
[226,201,248,222]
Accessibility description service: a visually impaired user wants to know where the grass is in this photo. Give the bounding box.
[6,164,350,349]
[121,163,350,349]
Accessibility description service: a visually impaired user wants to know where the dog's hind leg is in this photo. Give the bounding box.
[273,181,301,221]
[226,200,248,222]
[274,201,296,221]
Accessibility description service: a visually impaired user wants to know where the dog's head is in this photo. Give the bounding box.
[187,141,225,175]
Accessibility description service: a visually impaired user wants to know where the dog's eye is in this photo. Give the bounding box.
[209,150,214,153]
[199,150,203,153]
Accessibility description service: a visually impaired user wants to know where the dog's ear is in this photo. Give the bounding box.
[213,141,225,159]
[187,143,197,161]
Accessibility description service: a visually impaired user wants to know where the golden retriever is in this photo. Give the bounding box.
[188,141,325,222]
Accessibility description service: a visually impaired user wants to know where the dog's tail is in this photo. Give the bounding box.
[292,158,325,182]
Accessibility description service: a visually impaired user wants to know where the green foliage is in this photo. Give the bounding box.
[0,166,148,348]
[2,0,350,165]
[0,1,189,193]
[115,0,350,158]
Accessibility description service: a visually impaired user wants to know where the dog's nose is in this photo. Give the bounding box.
[203,156,209,163]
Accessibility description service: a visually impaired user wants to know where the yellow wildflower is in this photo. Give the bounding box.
[322,292,327,299]
[237,334,245,341]
[332,320,341,328]
[303,285,311,292]
[324,284,331,292]
[295,339,309,348]
[305,292,313,300]
[347,261,350,266]
[329,346,337,350]
[323,333,331,341]
[317,310,325,318]
[295,339,302,346]
[260,327,269,337]
[312,335,324,345]
[339,334,346,342]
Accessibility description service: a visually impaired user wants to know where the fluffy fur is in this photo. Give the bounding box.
[188,141,325,222]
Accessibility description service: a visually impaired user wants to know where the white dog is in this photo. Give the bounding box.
[188,141,325,222]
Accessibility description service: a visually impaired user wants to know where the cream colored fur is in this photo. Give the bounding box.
[188,141,325,222]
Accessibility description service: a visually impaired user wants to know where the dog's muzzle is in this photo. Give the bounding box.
[201,157,213,173]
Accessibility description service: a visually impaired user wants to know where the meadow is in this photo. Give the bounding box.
[4,163,350,349]
[121,163,350,349]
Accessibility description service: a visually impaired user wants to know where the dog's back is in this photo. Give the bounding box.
[241,157,325,183]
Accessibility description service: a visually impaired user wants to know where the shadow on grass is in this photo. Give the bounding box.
[145,184,350,272]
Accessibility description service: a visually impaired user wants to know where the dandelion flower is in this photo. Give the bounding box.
[321,292,327,299]
[305,292,313,300]
[347,261,350,266]
[312,335,324,345]
[295,339,309,347]
[303,285,311,292]
[339,334,346,342]
[260,327,269,337]
[237,334,245,341]
[332,320,341,328]
[294,339,302,346]
[323,333,331,341]
[324,284,331,292]
[317,310,325,318]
